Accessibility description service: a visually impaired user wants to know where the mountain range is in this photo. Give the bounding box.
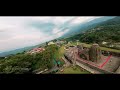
[64,16,120,47]
[61,16,115,38]
[0,16,116,57]
[0,42,46,57]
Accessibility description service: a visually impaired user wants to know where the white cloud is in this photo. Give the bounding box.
[51,17,75,25]
[0,27,47,52]
[0,16,99,52]
[56,29,69,37]
[52,28,61,34]
[68,17,100,25]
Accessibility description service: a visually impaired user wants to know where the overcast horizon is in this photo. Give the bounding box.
[0,16,102,53]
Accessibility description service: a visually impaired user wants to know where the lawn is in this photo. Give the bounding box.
[54,45,66,65]
[58,45,65,59]
[58,65,90,74]
[82,43,120,53]
[68,42,120,53]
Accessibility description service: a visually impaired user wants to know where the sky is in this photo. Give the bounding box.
[0,16,101,52]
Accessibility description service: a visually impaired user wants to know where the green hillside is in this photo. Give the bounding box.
[64,17,120,50]
[0,44,58,74]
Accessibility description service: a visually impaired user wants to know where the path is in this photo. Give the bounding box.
[62,57,71,67]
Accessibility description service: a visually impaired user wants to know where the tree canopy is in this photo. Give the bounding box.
[0,44,59,74]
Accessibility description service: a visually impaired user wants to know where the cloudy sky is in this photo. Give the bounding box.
[0,16,101,52]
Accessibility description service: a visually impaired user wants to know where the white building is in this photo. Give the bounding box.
[102,41,108,45]
[48,41,55,45]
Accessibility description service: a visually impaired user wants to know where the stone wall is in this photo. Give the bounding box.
[64,54,114,74]
[76,59,114,74]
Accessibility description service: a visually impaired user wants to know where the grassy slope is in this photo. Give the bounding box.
[54,45,65,65]
[58,45,65,59]
[68,42,120,53]
[59,65,90,74]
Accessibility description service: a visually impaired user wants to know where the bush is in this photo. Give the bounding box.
[0,44,59,74]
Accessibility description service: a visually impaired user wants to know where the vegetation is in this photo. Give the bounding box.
[0,44,59,74]
[57,65,90,74]
[54,45,65,66]
[64,17,120,50]
[67,41,120,53]
[1,17,120,74]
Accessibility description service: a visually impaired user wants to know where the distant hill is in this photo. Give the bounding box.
[64,16,120,46]
[61,16,115,38]
[0,42,47,57]
[0,46,35,57]
[0,16,117,57]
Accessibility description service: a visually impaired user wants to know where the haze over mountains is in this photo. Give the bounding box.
[0,17,97,53]
[0,16,116,57]
[61,16,115,38]
[65,16,120,46]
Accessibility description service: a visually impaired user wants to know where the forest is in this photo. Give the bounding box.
[0,44,58,74]
[64,17,120,49]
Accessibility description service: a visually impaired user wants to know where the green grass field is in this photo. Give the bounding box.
[68,42,120,53]
[54,45,66,65]
[58,45,65,59]
[54,45,65,58]
[58,65,90,74]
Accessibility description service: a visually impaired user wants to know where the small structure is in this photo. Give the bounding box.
[109,45,114,47]
[102,41,108,45]
[68,41,72,45]
[48,41,55,45]
[56,40,65,46]
[5,57,8,59]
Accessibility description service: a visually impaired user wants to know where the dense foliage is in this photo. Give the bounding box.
[0,44,58,74]
[64,17,120,49]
